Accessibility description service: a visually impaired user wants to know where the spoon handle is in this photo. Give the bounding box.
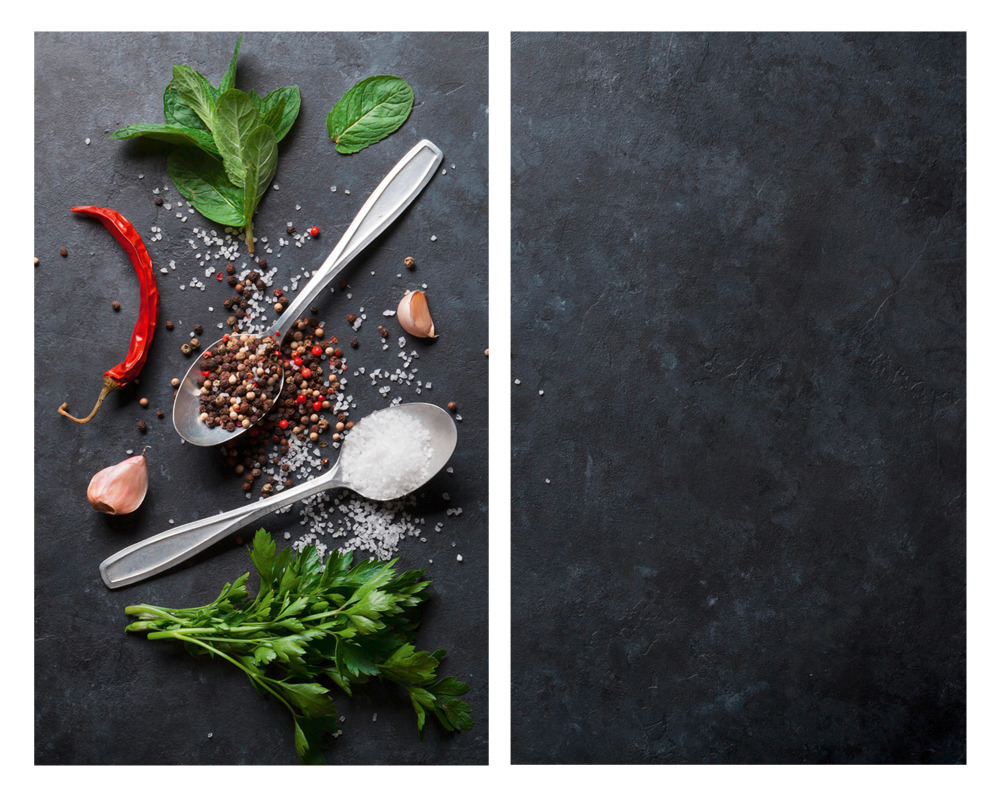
[264,139,444,338]
[99,472,346,589]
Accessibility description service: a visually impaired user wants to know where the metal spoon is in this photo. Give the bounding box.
[172,139,444,446]
[100,402,457,589]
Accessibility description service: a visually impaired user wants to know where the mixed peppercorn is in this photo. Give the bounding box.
[217,313,350,496]
[197,333,281,432]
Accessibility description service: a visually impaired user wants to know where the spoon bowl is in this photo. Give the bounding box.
[172,139,443,446]
[172,339,286,446]
[100,402,458,589]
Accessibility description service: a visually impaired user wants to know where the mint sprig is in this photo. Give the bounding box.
[110,35,300,254]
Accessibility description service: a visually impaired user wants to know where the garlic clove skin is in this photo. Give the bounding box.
[396,290,437,338]
[87,452,149,515]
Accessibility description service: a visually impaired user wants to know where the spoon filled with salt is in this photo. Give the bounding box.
[100,403,457,589]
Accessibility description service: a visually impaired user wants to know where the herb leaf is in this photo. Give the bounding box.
[261,87,301,143]
[217,33,243,95]
[212,89,263,188]
[167,148,245,227]
[163,85,210,132]
[124,529,473,764]
[109,123,220,156]
[171,65,217,130]
[326,75,414,154]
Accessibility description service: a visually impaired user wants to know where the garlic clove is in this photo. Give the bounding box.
[396,290,437,338]
[87,451,149,515]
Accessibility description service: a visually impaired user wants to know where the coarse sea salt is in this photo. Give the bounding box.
[340,408,434,499]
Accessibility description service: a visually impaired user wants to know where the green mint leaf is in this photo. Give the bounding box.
[247,88,264,114]
[326,75,414,155]
[261,86,301,143]
[163,85,210,132]
[109,123,219,156]
[171,65,217,131]
[260,96,286,136]
[218,33,243,94]
[212,89,263,188]
[167,147,245,227]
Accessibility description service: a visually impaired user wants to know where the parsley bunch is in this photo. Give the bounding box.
[124,529,473,764]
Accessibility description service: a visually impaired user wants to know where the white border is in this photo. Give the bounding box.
[13,0,999,793]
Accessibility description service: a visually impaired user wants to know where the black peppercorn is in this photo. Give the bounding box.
[137,420,148,433]
[350,338,359,349]
[60,248,68,257]
[154,196,163,206]
[112,301,121,312]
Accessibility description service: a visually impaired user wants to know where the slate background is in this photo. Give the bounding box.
[34,32,488,765]
[511,32,965,764]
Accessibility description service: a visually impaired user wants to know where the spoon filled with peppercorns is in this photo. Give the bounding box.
[172,139,444,446]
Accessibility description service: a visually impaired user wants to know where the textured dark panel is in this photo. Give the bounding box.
[35,31,487,765]
[511,32,964,764]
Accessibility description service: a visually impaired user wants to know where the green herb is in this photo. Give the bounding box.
[326,75,414,154]
[124,529,473,764]
[110,35,300,253]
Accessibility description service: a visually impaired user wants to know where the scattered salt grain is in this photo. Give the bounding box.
[85,137,91,145]
[456,554,463,562]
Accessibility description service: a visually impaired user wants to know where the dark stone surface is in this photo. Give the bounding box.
[35,32,487,765]
[511,32,964,764]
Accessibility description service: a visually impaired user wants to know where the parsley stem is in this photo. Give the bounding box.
[169,632,296,716]
[123,604,187,623]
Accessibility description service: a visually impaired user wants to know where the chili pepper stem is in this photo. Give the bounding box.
[58,374,122,423]
[245,220,255,254]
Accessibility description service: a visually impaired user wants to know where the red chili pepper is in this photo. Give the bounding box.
[59,206,159,423]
